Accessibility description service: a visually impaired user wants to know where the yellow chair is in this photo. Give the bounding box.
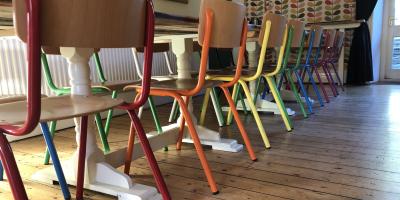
[202,13,290,149]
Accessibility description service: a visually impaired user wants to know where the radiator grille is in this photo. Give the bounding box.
[0,36,190,96]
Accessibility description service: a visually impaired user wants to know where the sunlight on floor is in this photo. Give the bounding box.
[388,91,400,132]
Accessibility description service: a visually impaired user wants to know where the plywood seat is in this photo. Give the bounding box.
[207,68,255,77]
[151,71,198,81]
[125,79,222,91]
[0,96,34,104]
[207,65,275,77]
[0,95,124,125]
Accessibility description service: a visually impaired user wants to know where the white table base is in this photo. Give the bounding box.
[221,97,296,116]
[32,126,181,200]
[31,47,161,200]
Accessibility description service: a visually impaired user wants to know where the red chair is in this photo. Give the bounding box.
[10,0,170,199]
[0,0,41,198]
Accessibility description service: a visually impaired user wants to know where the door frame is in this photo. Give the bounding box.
[380,0,400,81]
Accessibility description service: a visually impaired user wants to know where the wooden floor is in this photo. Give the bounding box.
[1,84,400,200]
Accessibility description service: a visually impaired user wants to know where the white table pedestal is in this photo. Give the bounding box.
[32,47,162,200]
[168,37,243,152]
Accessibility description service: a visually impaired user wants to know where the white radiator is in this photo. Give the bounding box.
[0,36,181,96]
[0,36,200,141]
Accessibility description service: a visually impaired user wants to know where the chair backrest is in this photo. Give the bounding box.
[335,31,345,50]
[287,19,305,48]
[198,0,246,48]
[258,13,287,48]
[310,26,323,48]
[325,29,337,48]
[183,0,247,94]
[14,0,155,111]
[14,0,147,48]
[0,0,41,135]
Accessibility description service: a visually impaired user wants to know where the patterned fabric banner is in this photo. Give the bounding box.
[244,0,356,69]
[245,0,356,23]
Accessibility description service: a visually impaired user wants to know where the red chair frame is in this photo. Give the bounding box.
[0,0,41,199]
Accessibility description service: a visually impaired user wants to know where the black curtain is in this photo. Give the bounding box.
[347,0,378,85]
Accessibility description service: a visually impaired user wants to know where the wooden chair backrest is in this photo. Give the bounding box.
[287,19,305,47]
[325,29,337,48]
[258,13,287,48]
[310,25,324,47]
[335,31,345,49]
[14,0,147,48]
[198,0,246,48]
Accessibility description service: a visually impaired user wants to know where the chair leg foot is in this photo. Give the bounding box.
[220,86,257,161]
[128,110,171,200]
[124,122,136,175]
[174,95,219,194]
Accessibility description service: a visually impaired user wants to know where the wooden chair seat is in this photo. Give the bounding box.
[150,70,199,81]
[0,96,31,104]
[125,79,222,91]
[0,95,48,104]
[150,75,178,81]
[0,95,123,125]
[207,65,275,77]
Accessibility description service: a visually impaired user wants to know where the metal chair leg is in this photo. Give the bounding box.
[305,67,324,107]
[265,76,293,131]
[173,95,219,194]
[286,71,308,118]
[95,113,110,153]
[313,67,330,103]
[220,87,257,161]
[210,88,226,126]
[43,120,57,165]
[238,80,271,149]
[76,116,88,200]
[40,122,71,200]
[128,110,171,200]
[0,133,29,200]
[294,70,313,114]
[199,88,212,126]
[226,83,239,125]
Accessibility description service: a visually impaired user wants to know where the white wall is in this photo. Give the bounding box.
[369,0,384,82]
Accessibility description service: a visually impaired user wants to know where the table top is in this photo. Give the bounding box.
[1,18,364,41]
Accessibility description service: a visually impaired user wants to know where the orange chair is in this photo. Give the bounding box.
[124,0,256,194]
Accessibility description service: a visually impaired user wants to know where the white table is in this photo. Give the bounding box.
[33,47,165,200]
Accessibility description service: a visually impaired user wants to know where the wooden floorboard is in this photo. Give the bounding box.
[1,84,400,199]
